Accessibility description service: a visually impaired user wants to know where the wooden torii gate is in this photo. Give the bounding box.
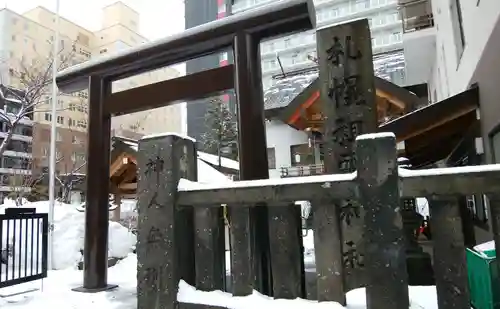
[56,0,316,293]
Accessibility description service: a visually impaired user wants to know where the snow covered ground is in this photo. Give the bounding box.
[0,199,136,271]
[0,199,441,309]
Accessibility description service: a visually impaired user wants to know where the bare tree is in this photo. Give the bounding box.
[55,156,86,204]
[0,40,84,156]
[7,164,33,205]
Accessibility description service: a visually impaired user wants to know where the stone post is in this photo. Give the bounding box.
[356,133,409,309]
[136,134,196,309]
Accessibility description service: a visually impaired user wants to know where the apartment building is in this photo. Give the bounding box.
[0,2,181,175]
[230,0,406,89]
[184,0,406,144]
[0,85,33,200]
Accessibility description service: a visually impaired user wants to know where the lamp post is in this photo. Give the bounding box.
[48,0,61,270]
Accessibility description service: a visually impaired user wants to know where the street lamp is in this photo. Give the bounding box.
[48,0,61,270]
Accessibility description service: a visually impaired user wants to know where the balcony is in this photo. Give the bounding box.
[280,164,325,178]
[398,0,434,33]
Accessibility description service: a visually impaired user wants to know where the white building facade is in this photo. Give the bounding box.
[406,0,500,164]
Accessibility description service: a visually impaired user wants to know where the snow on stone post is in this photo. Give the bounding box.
[136,134,196,309]
[355,133,408,309]
[314,18,378,303]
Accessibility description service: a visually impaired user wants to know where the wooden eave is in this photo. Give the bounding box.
[109,138,140,195]
[380,86,480,167]
[277,76,418,131]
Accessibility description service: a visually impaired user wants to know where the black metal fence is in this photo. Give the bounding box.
[0,208,48,288]
[136,133,500,309]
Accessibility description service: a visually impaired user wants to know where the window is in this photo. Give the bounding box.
[42,147,48,158]
[77,120,87,129]
[290,144,315,167]
[57,116,64,124]
[56,132,62,141]
[77,153,86,162]
[330,8,339,19]
[284,38,292,48]
[68,118,76,127]
[466,195,489,226]
[354,0,369,11]
[267,148,276,169]
[391,32,402,42]
[72,136,82,144]
[451,0,466,61]
[44,113,52,121]
[291,53,299,64]
[100,48,107,54]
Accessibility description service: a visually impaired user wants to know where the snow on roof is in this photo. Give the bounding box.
[113,136,238,177]
[141,132,196,143]
[197,151,239,170]
[197,159,232,184]
[121,140,138,151]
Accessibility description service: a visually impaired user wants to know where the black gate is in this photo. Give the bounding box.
[0,208,48,288]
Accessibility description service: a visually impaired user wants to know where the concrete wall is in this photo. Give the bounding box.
[430,0,500,99]
[402,27,436,86]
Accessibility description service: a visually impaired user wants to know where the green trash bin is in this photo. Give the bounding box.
[466,248,500,309]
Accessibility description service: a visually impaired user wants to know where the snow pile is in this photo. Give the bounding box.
[0,252,440,309]
[0,254,138,308]
[178,280,438,309]
[0,200,136,270]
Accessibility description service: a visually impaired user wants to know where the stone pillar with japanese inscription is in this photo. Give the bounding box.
[136,134,197,309]
[317,19,378,290]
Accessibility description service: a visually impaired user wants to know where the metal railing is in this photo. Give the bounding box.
[280,164,324,178]
[398,0,434,33]
[0,208,48,288]
[136,132,500,309]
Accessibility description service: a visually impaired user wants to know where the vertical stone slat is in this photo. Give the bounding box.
[356,133,408,309]
[268,202,305,298]
[229,205,253,296]
[429,196,470,309]
[194,204,226,291]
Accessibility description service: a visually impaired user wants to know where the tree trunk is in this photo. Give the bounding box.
[0,127,14,156]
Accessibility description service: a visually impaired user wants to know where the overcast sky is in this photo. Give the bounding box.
[0,0,185,40]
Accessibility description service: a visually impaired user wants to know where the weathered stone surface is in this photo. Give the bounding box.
[356,134,409,309]
[136,134,196,309]
[314,18,378,303]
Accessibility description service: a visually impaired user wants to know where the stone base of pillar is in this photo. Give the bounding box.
[72,284,118,293]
